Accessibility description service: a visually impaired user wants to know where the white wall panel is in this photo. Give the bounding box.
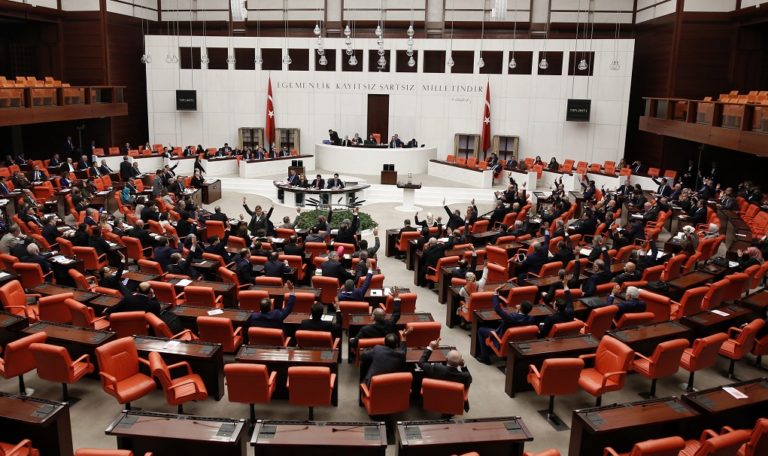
[145,36,634,163]
[683,0,736,12]
[61,0,100,11]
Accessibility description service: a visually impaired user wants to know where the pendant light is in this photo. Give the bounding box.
[508,5,517,69]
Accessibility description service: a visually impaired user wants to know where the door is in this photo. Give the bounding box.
[367,94,389,144]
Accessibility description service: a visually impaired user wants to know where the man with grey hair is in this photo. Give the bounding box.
[418,338,472,413]
[704,223,720,239]
[607,285,646,321]
[22,242,51,277]
[319,250,353,282]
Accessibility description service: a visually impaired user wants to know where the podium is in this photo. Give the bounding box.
[381,170,397,185]
[395,182,422,212]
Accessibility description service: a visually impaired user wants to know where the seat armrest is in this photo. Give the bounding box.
[268,371,277,386]
[700,429,719,442]
[99,371,118,387]
[360,383,371,398]
[601,371,627,388]
[489,331,502,345]
[528,364,541,378]
[168,378,202,393]
[283,337,292,347]
[168,360,194,376]
[138,357,150,367]
[634,352,652,363]
[233,326,243,336]
[603,447,621,456]
[171,329,195,340]
[727,326,743,338]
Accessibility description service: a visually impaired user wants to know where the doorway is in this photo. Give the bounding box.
[366,94,389,144]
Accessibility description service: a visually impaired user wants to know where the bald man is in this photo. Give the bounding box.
[105,282,161,316]
[417,338,472,388]
[355,287,402,340]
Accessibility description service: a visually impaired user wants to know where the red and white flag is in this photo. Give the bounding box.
[265,77,276,147]
[480,81,491,153]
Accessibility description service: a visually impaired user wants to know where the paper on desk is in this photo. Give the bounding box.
[728,261,739,268]
[438,238,449,243]
[711,309,730,317]
[722,386,748,399]
[207,309,224,316]
[579,248,592,256]
[176,279,192,287]
[164,340,181,349]
[383,287,391,296]
[369,289,382,297]
[321,315,334,322]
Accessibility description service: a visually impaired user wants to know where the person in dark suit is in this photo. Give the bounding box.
[243,199,273,236]
[328,129,341,145]
[248,281,296,329]
[326,173,344,189]
[652,177,672,197]
[517,233,551,281]
[607,285,646,321]
[355,291,402,341]
[286,169,300,186]
[204,233,231,263]
[574,251,612,297]
[364,135,377,146]
[119,156,133,181]
[476,292,534,364]
[140,202,160,223]
[76,155,89,171]
[126,220,155,249]
[264,251,291,278]
[167,252,200,279]
[153,236,180,271]
[299,302,339,333]
[71,223,90,247]
[89,227,124,267]
[388,134,404,148]
[538,287,574,338]
[64,136,75,158]
[97,261,130,296]
[340,136,353,147]
[105,282,161,316]
[41,216,59,246]
[418,237,455,287]
[310,174,325,190]
[0,180,10,195]
[338,264,373,302]
[208,206,229,223]
[612,262,641,285]
[283,236,305,257]
[21,243,51,277]
[418,338,472,389]
[360,330,410,385]
[28,166,45,183]
[88,162,101,178]
[686,199,708,225]
[335,210,359,246]
[320,251,353,283]
[98,159,113,175]
[229,249,255,285]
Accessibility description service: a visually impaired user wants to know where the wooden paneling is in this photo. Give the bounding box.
[672,18,734,98]
[61,15,106,85]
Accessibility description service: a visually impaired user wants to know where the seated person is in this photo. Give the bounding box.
[248,281,296,329]
[538,285,574,338]
[299,302,339,332]
[476,289,534,364]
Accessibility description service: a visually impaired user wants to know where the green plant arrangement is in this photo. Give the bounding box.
[295,209,378,231]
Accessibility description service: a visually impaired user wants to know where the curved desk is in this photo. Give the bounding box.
[314,144,437,175]
[274,181,370,208]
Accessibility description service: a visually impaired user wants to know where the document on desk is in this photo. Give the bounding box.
[321,315,334,322]
[711,309,730,317]
[176,279,192,287]
[369,289,382,297]
[207,309,224,316]
[723,386,748,399]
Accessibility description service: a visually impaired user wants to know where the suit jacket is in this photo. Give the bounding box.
[310,178,325,189]
[99,165,113,174]
[28,170,45,182]
[287,174,300,186]
[106,294,161,316]
[361,343,406,384]
[248,293,295,329]
[356,299,401,340]
[609,295,646,320]
[320,260,352,282]
[326,178,344,189]
[119,161,133,181]
[264,260,291,278]
[539,290,575,337]
[298,318,337,333]
[417,348,472,387]
[337,271,372,302]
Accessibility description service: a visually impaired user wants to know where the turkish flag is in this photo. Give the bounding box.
[265,77,276,147]
[480,81,491,153]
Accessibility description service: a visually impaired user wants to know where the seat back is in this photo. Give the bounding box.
[548,320,584,338]
[288,292,316,314]
[685,332,729,371]
[338,301,370,329]
[148,351,175,398]
[366,372,413,415]
[397,231,421,252]
[295,330,334,348]
[466,291,495,314]
[645,338,689,378]
[742,418,768,456]
[108,311,148,338]
[662,254,688,282]
[421,378,466,416]
[405,321,441,347]
[238,290,269,312]
[1,332,47,378]
[537,358,585,395]
[638,290,672,323]
[594,337,634,389]
[287,366,333,407]
[676,286,708,318]
[122,237,146,261]
[204,220,225,239]
[723,273,750,302]
[693,430,751,456]
[625,436,686,456]
[68,269,92,291]
[184,286,218,307]
[615,312,655,329]
[731,319,765,357]
[584,305,618,339]
[224,363,273,404]
[506,286,538,306]
[248,327,287,346]
[311,276,340,305]
[95,337,141,385]
[73,246,101,270]
[219,267,241,288]
[145,312,174,338]
[13,262,46,289]
[197,316,238,351]
[148,281,179,306]
[382,293,417,313]
[0,280,28,318]
[38,293,75,324]
[29,342,76,383]
[66,298,98,329]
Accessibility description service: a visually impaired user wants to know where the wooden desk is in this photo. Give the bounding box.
[385,229,400,257]
[682,378,768,430]
[739,290,768,315]
[235,345,339,405]
[0,393,73,456]
[469,230,499,246]
[668,271,716,300]
[32,283,98,303]
[680,304,753,338]
[607,321,693,356]
[505,334,599,397]
[0,310,28,349]
[22,322,115,374]
[522,274,588,289]
[120,271,160,282]
[251,420,387,456]
[202,179,222,204]
[254,285,320,307]
[445,283,515,329]
[568,397,701,456]
[363,287,410,309]
[85,294,123,315]
[283,313,340,341]
[469,306,552,358]
[168,278,236,308]
[174,305,251,332]
[396,417,533,456]
[348,313,433,340]
[133,335,224,401]
[105,410,246,456]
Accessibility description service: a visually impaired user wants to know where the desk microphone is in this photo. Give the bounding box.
[331,426,365,432]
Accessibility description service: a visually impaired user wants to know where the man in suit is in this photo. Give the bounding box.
[389,134,404,148]
[539,286,574,338]
[49,154,62,168]
[98,159,113,175]
[264,251,291,278]
[418,338,472,389]
[338,262,373,302]
[243,199,273,236]
[64,136,75,158]
[20,206,44,228]
[355,290,402,341]
[320,251,353,283]
[105,282,161,316]
[248,281,296,329]
[0,180,10,195]
[76,155,89,171]
[517,233,551,281]
[21,243,51,277]
[286,169,300,186]
[418,237,455,287]
[42,216,59,246]
[328,129,341,145]
[232,249,255,285]
[652,177,672,197]
[477,291,534,364]
[335,209,359,246]
[607,285,646,320]
[311,174,325,190]
[219,143,232,155]
[364,135,377,145]
[126,220,155,249]
[153,236,180,271]
[326,173,344,189]
[340,136,353,147]
[121,142,131,154]
[119,156,133,181]
[360,330,411,385]
[612,261,641,285]
[299,302,339,333]
[152,170,164,197]
[28,165,45,183]
[87,162,101,178]
[686,199,708,224]
[208,206,229,223]
[282,236,304,257]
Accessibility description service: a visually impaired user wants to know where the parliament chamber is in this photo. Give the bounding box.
[0,1,768,455]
